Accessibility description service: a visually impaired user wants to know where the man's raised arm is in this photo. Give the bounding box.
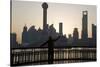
[40,40,48,47]
[53,36,60,41]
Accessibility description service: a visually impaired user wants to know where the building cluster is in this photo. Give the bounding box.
[10,2,96,48]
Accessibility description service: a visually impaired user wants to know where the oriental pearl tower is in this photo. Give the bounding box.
[42,2,48,30]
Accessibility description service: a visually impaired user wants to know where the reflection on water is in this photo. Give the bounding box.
[11,48,96,65]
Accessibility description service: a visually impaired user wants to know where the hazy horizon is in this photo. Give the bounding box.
[11,0,96,43]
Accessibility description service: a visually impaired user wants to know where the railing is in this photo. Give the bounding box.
[11,47,96,66]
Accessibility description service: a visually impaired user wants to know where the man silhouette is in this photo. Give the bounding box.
[40,36,60,64]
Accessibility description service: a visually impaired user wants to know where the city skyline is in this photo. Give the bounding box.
[11,1,96,66]
[11,0,96,43]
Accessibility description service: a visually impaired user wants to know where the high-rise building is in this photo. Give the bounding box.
[92,24,96,42]
[67,34,73,44]
[81,11,88,40]
[73,28,79,43]
[10,33,17,48]
[49,24,56,38]
[22,25,28,43]
[59,22,63,35]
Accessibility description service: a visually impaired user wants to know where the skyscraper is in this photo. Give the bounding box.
[10,33,17,48]
[22,25,28,44]
[73,28,79,44]
[92,24,96,42]
[59,22,63,35]
[81,11,88,40]
[68,34,73,44]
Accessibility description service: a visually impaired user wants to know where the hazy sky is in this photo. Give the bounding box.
[11,0,96,43]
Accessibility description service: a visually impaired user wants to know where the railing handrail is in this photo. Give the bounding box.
[11,46,96,49]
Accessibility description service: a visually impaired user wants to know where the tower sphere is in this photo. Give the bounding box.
[83,10,88,15]
[42,2,48,9]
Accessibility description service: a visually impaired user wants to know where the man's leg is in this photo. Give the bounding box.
[48,50,53,64]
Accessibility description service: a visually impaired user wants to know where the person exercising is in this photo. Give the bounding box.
[40,36,60,64]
